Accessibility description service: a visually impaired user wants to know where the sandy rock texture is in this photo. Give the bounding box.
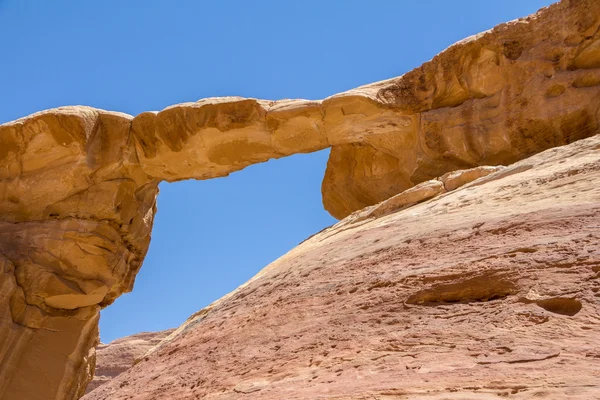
[83,134,600,400]
[130,0,600,218]
[84,329,174,395]
[0,108,158,400]
[0,0,600,398]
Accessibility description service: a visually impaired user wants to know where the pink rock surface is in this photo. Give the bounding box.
[2,1,600,398]
[83,135,600,399]
[84,329,174,395]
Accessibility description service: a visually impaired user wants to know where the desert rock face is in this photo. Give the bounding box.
[0,108,159,400]
[84,329,174,395]
[0,0,600,399]
[134,0,600,218]
[83,133,600,400]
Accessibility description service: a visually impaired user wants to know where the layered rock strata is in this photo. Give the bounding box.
[0,0,599,398]
[84,132,600,400]
[84,329,174,395]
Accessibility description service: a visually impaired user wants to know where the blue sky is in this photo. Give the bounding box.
[0,0,553,343]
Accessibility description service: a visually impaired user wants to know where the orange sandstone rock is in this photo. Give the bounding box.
[0,1,599,398]
[83,133,600,400]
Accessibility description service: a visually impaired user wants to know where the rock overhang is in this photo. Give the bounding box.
[1,0,600,398]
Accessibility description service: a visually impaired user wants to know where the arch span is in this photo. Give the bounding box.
[1,0,600,397]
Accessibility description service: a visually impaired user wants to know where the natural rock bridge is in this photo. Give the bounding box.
[1,0,600,398]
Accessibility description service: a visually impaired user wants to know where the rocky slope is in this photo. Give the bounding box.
[84,329,174,395]
[83,133,600,400]
[0,0,599,398]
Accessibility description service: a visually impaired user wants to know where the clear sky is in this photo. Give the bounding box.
[0,0,554,343]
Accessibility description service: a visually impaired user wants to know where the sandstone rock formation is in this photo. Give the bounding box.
[0,0,600,398]
[84,329,174,395]
[83,132,600,400]
[132,0,600,219]
[332,165,504,229]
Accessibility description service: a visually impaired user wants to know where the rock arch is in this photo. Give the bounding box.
[1,0,600,398]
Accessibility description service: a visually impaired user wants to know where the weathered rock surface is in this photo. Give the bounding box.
[133,0,600,218]
[0,107,157,400]
[84,329,174,395]
[334,165,504,229]
[83,134,600,400]
[1,0,600,398]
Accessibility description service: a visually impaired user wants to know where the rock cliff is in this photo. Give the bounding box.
[0,0,599,398]
[84,329,174,395]
[83,130,600,400]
